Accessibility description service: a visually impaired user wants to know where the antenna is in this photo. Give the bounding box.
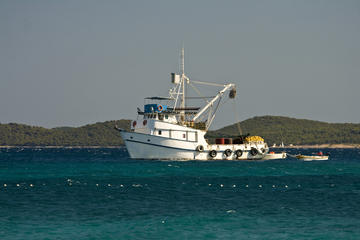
[180,47,186,122]
[181,47,185,75]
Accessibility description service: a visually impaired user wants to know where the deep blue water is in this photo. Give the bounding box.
[0,147,359,239]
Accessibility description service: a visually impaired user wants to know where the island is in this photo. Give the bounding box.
[1,116,359,148]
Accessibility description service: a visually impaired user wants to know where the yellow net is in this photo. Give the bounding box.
[244,136,264,143]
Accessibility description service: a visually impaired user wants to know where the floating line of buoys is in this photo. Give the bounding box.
[0,182,337,190]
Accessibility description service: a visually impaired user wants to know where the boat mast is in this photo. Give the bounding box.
[180,47,186,122]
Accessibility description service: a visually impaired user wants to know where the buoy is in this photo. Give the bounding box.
[226,210,236,213]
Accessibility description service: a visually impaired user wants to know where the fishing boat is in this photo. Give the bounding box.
[116,49,269,160]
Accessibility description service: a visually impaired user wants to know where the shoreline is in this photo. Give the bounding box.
[272,144,360,149]
[1,144,360,149]
[0,145,124,149]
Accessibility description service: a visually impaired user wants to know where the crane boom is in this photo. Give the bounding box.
[192,83,235,122]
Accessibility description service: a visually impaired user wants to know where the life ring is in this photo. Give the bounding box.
[224,149,232,157]
[132,121,137,127]
[196,145,204,152]
[234,149,243,159]
[143,120,147,126]
[209,150,217,158]
[157,105,163,112]
[250,148,258,156]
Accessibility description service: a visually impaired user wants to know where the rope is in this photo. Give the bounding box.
[188,82,210,104]
[232,99,243,136]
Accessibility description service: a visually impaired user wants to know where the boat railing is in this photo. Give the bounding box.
[185,121,206,130]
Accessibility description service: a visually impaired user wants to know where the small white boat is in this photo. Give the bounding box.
[262,152,287,160]
[295,152,329,161]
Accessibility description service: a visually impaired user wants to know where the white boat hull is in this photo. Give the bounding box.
[296,155,329,161]
[120,130,268,160]
[262,152,287,160]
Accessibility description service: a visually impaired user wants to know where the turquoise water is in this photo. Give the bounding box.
[0,147,359,239]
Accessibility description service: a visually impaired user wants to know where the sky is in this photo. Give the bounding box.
[1,0,359,129]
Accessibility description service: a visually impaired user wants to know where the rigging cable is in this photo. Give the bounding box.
[232,99,243,136]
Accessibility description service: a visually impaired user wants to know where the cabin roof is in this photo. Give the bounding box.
[145,97,174,100]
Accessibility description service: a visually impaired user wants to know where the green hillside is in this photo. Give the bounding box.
[1,116,360,146]
[0,120,130,146]
[207,116,360,145]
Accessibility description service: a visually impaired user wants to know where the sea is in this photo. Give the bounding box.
[0,147,359,240]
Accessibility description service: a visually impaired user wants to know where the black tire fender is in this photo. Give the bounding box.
[224,149,232,157]
[196,145,204,152]
[250,148,258,156]
[209,150,217,158]
[234,149,243,159]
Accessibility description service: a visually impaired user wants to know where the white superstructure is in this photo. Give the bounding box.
[116,49,269,160]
